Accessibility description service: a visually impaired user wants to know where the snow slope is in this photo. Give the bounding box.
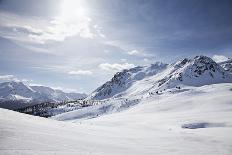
[1,83,231,155]
[0,81,87,109]
[89,56,232,100]
[88,62,168,100]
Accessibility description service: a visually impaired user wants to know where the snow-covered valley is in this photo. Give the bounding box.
[1,55,232,155]
[1,83,232,155]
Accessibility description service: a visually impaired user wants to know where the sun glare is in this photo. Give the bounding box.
[59,0,88,21]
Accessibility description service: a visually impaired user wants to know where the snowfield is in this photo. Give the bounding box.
[1,83,232,155]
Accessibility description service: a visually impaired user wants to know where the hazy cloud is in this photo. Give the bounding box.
[94,24,106,38]
[128,50,140,55]
[0,10,95,44]
[68,70,93,76]
[0,74,35,84]
[127,50,154,60]
[0,74,18,82]
[99,63,135,72]
[212,55,228,63]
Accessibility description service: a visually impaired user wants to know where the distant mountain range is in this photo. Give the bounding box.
[1,55,231,110]
[0,81,87,109]
[88,55,232,100]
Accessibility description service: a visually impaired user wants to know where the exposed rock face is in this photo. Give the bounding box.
[219,59,232,73]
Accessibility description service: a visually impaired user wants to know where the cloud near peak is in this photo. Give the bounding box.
[99,63,135,72]
[127,50,154,59]
[212,55,229,63]
[68,70,93,75]
[0,74,17,82]
[0,74,33,84]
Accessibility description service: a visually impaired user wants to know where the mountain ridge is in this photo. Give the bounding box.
[0,81,87,109]
[89,55,232,100]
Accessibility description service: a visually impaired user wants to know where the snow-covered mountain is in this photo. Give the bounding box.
[89,56,232,100]
[1,56,232,155]
[0,81,87,109]
[219,59,232,73]
[31,85,87,102]
[88,62,168,100]
[154,55,231,90]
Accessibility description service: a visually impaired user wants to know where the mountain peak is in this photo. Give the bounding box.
[89,55,232,100]
[193,55,217,65]
[157,55,231,90]
[191,55,220,76]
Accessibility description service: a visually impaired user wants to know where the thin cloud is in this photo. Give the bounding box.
[99,63,135,72]
[0,74,18,82]
[94,24,106,38]
[0,75,32,85]
[68,70,93,76]
[0,11,96,44]
[120,58,127,62]
[22,45,54,54]
[128,50,140,55]
[127,50,154,59]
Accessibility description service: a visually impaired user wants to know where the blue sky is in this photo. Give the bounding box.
[0,0,232,93]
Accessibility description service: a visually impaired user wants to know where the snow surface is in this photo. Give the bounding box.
[1,83,232,155]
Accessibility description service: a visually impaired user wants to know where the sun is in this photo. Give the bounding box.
[59,0,88,22]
